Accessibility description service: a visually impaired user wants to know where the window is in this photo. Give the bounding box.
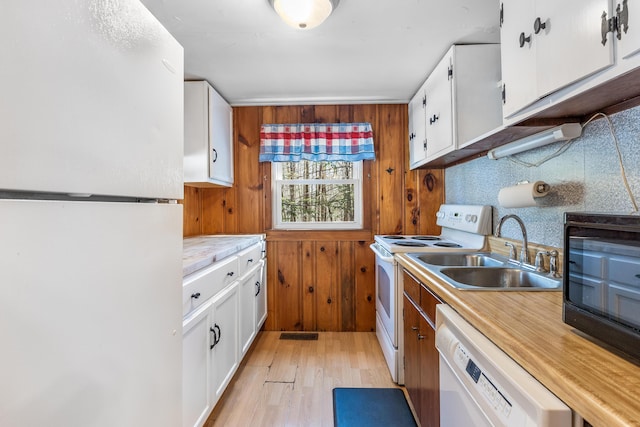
[272,160,363,230]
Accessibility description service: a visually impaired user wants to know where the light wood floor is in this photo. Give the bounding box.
[205,331,404,427]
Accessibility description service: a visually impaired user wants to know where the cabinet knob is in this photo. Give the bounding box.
[533,17,547,34]
[519,32,532,48]
[191,292,201,299]
[418,334,426,340]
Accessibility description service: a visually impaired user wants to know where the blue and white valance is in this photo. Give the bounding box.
[259,122,375,162]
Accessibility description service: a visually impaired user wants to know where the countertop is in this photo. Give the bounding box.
[183,234,265,277]
[397,253,640,427]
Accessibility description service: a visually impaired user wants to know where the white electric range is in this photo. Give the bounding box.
[370,204,493,384]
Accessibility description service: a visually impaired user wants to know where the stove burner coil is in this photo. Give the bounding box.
[412,236,442,241]
[433,242,462,248]
[383,236,406,240]
[394,241,428,247]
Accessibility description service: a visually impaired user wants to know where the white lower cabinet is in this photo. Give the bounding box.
[256,260,267,330]
[209,282,240,401]
[182,302,213,427]
[182,238,267,427]
[239,264,260,357]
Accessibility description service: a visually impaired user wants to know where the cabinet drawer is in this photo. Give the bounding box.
[403,270,421,303]
[420,284,442,324]
[183,255,238,317]
[237,243,263,278]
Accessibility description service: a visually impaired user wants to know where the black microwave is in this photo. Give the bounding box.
[563,212,640,360]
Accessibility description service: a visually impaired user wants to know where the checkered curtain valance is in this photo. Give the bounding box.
[259,122,375,162]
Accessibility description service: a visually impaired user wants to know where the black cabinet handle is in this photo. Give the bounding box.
[429,114,439,125]
[534,17,547,34]
[248,258,254,263]
[210,324,221,350]
[227,271,234,277]
[255,281,261,296]
[212,148,218,163]
[209,326,217,349]
[191,292,201,299]
[519,32,532,47]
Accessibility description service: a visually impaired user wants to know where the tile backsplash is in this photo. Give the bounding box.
[446,107,640,248]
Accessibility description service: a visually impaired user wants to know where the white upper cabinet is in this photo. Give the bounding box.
[408,83,427,169]
[410,44,502,168]
[615,0,640,59]
[184,81,234,187]
[500,0,615,117]
[424,52,455,161]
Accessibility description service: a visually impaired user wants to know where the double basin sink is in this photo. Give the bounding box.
[406,252,562,291]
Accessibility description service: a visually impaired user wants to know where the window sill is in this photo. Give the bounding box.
[266,229,373,242]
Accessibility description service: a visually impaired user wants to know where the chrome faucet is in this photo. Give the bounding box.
[495,214,529,265]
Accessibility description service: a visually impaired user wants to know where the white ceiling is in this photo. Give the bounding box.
[141,0,501,106]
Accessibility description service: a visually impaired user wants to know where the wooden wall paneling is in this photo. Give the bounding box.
[315,240,339,331]
[404,169,420,235]
[271,241,303,330]
[264,241,277,331]
[338,105,354,122]
[181,186,202,237]
[299,105,315,123]
[313,105,339,123]
[417,169,445,235]
[352,104,379,234]
[377,105,406,235]
[354,240,375,331]
[339,241,355,332]
[234,107,263,233]
[201,188,233,234]
[301,240,316,331]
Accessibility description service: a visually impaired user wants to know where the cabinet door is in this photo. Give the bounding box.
[535,0,614,97]
[209,282,239,404]
[403,295,422,420]
[239,268,259,357]
[182,304,213,427]
[208,85,234,186]
[616,0,640,59]
[500,0,538,117]
[408,85,427,169]
[256,260,268,330]
[424,51,454,161]
[418,316,439,427]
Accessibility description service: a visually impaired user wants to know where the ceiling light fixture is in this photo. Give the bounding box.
[486,123,583,160]
[268,0,340,30]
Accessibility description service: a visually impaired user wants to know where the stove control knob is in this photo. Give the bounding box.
[436,211,445,219]
[471,215,478,223]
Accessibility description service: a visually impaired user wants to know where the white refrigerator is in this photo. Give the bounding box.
[0,1,184,426]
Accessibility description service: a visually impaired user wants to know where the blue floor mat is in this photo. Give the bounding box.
[332,387,418,427]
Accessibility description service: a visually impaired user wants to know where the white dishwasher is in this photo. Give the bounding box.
[436,305,578,427]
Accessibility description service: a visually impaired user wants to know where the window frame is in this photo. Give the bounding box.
[271,160,364,230]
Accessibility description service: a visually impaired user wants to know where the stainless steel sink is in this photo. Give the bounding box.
[412,252,506,267]
[406,252,562,291]
[439,267,561,290]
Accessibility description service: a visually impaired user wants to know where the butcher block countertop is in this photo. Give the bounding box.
[397,254,640,427]
[182,234,264,277]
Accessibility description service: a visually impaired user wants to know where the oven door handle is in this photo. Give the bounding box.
[370,243,395,263]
